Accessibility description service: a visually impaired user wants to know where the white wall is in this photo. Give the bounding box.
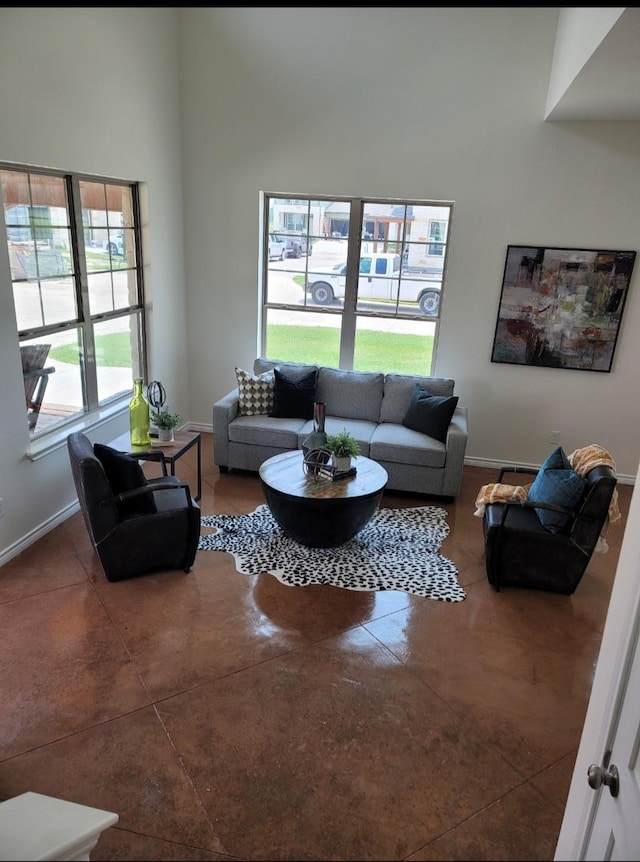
[546,7,625,117]
[2,7,640,562]
[179,7,640,478]
[0,8,187,559]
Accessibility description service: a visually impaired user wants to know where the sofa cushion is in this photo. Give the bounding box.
[270,368,318,419]
[529,446,587,533]
[380,374,455,424]
[316,367,384,422]
[229,414,305,448]
[94,444,157,518]
[235,367,276,416]
[370,424,447,468]
[402,384,458,443]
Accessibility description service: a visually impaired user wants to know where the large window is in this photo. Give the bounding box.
[262,196,452,375]
[1,166,146,437]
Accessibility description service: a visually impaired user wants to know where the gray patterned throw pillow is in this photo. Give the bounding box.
[235,367,276,416]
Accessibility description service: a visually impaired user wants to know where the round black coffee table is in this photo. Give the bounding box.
[259,451,388,548]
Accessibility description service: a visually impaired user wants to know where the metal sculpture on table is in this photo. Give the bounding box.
[303,447,332,480]
[147,380,166,413]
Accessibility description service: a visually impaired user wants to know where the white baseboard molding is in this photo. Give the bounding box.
[0,500,80,568]
[186,421,214,434]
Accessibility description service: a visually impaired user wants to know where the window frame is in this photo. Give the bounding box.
[1,162,147,439]
[261,193,453,375]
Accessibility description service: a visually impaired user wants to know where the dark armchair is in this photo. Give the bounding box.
[482,463,617,595]
[67,431,200,582]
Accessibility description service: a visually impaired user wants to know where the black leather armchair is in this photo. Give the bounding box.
[67,431,200,582]
[483,464,617,595]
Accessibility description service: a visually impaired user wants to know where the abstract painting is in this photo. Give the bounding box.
[491,245,635,372]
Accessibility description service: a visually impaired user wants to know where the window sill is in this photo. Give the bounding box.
[26,398,129,462]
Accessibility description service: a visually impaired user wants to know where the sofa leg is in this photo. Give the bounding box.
[218,465,229,473]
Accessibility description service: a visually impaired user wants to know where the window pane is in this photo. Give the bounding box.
[402,205,449,278]
[80,180,136,265]
[20,330,85,435]
[322,200,351,240]
[94,314,141,403]
[3,167,145,439]
[263,195,451,375]
[362,202,407,252]
[269,236,349,308]
[12,274,78,330]
[265,308,341,367]
[353,317,436,375]
[87,267,138,315]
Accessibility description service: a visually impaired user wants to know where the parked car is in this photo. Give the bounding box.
[273,232,312,259]
[268,233,286,261]
[306,252,442,316]
[103,234,125,256]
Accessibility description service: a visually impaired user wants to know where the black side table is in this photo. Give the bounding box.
[108,430,202,502]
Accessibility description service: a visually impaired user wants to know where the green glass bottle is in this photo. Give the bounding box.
[129,377,150,447]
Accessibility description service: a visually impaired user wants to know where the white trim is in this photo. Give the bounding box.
[26,399,129,462]
[0,500,80,567]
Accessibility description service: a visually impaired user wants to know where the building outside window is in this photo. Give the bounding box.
[1,166,146,437]
[262,195,452,375]
[427,219,446,256]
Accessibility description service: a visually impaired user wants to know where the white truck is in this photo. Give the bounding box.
[305,252,442,315]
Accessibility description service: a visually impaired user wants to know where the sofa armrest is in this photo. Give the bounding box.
[442,405,468,497]
[213,388,239,468]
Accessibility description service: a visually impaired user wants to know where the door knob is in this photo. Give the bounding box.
[587,762,619,798]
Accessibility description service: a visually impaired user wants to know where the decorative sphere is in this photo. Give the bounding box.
[147,380,166,410]
[303,447,331,479]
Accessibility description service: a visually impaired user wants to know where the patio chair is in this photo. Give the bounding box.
[21,344,55,431]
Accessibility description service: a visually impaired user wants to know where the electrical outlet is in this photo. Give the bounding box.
[0,498,4,518]
[549,431,560,444]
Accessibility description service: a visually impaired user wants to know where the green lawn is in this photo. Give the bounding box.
[267,324,433,374]
[50,332,133,367]
[50,325,434,375]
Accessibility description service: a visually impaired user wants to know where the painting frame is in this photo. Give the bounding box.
[490,245,636,372]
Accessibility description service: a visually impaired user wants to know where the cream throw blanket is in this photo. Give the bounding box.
[474,444,620,553]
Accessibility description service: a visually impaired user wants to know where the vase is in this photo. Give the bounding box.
[158,428,174,443]
[302,401,328,459]
[129,377,151,447]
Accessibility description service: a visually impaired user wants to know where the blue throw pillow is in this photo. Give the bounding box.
[529,446,586,532]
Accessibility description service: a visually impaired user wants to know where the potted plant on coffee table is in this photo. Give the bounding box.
[153,408,181,443]
[326,428,360,472]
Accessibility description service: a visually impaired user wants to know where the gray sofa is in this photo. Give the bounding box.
[213,358,468,498]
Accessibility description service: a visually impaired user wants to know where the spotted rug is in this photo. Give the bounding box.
[198,504,465,602]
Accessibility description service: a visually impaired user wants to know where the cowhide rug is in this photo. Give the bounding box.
[198,504,465,602]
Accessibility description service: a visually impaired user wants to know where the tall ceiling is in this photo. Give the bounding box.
[546,7,640,121]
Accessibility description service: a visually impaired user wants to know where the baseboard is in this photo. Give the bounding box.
[0,500,80,568]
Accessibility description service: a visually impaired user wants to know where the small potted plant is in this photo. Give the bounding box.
[326,428,360,472]
[153,408,181,443]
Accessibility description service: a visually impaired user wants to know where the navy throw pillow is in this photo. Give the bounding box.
[529,446,586,532]
[94,443,157,518]
[402,384,458,443]
[269,368,318,419]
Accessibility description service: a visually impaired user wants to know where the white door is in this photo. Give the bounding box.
[555,461,640,860]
